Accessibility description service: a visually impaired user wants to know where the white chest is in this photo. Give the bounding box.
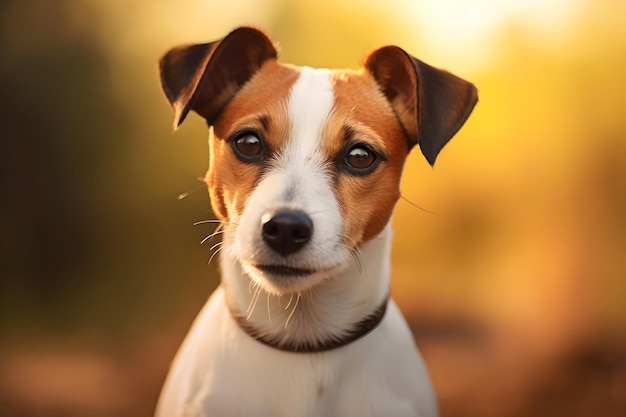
[155,288,438,417]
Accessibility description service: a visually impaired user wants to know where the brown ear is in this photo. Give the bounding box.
[364,46,478,165]
[159,27,277,130]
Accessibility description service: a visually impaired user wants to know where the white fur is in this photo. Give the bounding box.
[232,68,346,296]
[155,68,438,417]
[156,227,437,416]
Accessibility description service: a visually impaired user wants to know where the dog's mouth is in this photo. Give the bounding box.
[253,264,314,277]
[243,260,348,293]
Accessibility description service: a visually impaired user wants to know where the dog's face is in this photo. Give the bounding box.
[206,62,409,293]
[159,27,477,295]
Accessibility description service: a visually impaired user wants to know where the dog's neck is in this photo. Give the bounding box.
[220,223,393,351]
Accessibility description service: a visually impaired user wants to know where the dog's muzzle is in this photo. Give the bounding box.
[261,209,313,257]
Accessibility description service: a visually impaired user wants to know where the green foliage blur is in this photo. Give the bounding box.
[1,0,217,344]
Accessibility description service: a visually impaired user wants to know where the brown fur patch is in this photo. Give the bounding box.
[325,70,410,246]
[205,61,300,221]
[207,63,409,250]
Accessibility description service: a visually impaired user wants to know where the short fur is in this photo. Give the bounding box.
[156,27,477,417]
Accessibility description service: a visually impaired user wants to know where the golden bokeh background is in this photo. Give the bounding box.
[1,0,625,416]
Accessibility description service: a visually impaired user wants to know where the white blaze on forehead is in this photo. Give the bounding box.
[231,66,348,293]
[283,67,334,162]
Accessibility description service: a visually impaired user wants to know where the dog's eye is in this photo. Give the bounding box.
[232,132,264,162]
[341,144,382,175]
[345,146,375,169]
[236,134,262,156]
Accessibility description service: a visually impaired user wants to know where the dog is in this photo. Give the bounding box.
[155,27,477,417]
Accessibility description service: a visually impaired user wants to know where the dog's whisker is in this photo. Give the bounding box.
[252,288,263,318]
[194,219,240,228]
[207,245,223,265]
[400,195,438,216]
[199,221,228,246]
[283,293,294,310]
[201,230,225,245]
[245,293,255,317]
[338,235,365,278]
[350,246,364,277]
[266,292,272,325]
[193,219,222,225]
[284,292,301,329]
[177,178,208,201]
[246,287,262,319]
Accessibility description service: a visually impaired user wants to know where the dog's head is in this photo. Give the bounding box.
[160,27,477,295]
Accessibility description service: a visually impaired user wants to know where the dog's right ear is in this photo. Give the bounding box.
[159,27,277,130]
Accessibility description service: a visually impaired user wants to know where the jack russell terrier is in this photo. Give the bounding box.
[156,27,477,417]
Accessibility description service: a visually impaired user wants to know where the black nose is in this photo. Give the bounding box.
[261,209,313,257]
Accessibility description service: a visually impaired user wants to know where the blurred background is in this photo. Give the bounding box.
[1,0,625,416]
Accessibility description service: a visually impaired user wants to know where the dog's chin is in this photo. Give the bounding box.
[241,261,346,295]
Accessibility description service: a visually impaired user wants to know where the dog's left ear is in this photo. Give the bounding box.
[365,46,478,165]
[159,27,277,130]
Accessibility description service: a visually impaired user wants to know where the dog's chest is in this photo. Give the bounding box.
[156,288,437,417]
